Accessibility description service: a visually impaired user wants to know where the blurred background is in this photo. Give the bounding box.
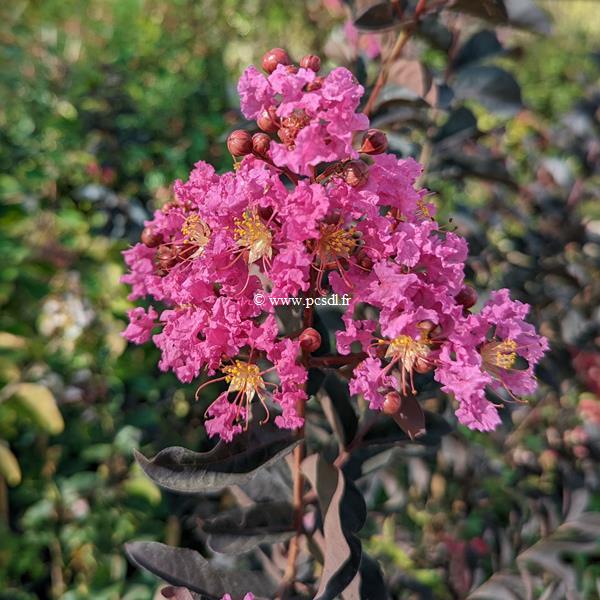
[1,0,599,598]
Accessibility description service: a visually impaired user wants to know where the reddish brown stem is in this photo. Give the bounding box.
[283,279,316,590]
[308,352,367,368]
[363,0,428,117]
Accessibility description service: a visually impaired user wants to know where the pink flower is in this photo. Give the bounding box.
[122,49,547,443]
[220,594,255,600]
[123,306,157,344]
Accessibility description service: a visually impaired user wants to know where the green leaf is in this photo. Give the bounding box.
[134,422,300,494]
[10,383,64,435]
[0,442,21,487]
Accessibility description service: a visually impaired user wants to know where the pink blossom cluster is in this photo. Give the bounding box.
[122,49,547,441]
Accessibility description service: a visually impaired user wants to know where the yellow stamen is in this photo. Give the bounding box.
[233,210,273,264]
[317,222,357,261]
[385,335,430,372]
[222,360,266,403]
[482,338,518,370]
[182,214,211,251]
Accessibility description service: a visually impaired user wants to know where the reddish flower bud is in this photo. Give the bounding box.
[252,132,271,157]
[356,249,373,271]
[278,126,296,147]
[227,130,253,157]
[383,391,402,415]
[299,327,321,353]
[414,356,433,374]
[360,129,388,155]
[306,76,324,92]
[141,227,163,248]
[155,244,177,271]
[456,284,477,309]
[257,107,279,133]
[300,54,321,72]
[262,48,291,74]
[343,160,369,187]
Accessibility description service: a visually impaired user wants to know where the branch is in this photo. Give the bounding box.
[362,0,429,117]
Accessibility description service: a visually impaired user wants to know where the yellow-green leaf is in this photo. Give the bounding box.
[0,442,22,486]
[11,383,64,435]
[0,332,27,350]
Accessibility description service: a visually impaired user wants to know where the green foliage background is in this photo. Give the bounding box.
[0,0,599,598]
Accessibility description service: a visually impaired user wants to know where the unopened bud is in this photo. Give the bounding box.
[257,107,279,133]
[299,327,321,353]
[262,48,291,74]
[383,391,402,415]
[456,284,477,309]
[155,245,177,271]
[252,132,271,157]
[141,227,163,248]
[227,130,253,157]
[343,160,369,187]
[360,129,388,155]
[300,54,321,72]
[306,76,324,92]
[356,249,373,271]
[414,357,433,374]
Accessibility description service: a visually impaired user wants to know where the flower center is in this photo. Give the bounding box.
[182,215,211,249]
[481,339,518,370]
[222,360,265,401]
[317,222,358,262]
[385,335,430,372]
[233,210,273,264]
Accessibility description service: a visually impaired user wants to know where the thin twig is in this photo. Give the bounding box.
[363,0,428,117]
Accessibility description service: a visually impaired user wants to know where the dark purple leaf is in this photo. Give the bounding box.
[446,0,508,23]
[134,422,300,494]
[434,107,478,143]
[453,65,522,117]
[201,501,294,554]
[505,0,552,34]
[321,372,359,449]
[302,455,366,600]
[351,0,407,32]
[453,30,503,71]
[161,587,199,600]
[342,552,389,599]
[125,542,277,598]
[361,410,451,447]
[390,394,426,440]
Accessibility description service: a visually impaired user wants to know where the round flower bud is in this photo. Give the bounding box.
[227,130,253,157]
[262,48,291,74]
[414,357,433,374]
[141,227,163,248]
[356,249,373,271]
[299,327,321,353]
[343,160,369,187]
[300,54,321,72]
[257,107,279,133]
[155,245,177,271]
[456,284,477,309]
[306,76,324,92]
[252,132,271,157]
[383,391,402,415]
[360,129,388,155]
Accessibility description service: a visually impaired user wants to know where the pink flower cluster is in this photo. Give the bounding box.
[122,49,547,440]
